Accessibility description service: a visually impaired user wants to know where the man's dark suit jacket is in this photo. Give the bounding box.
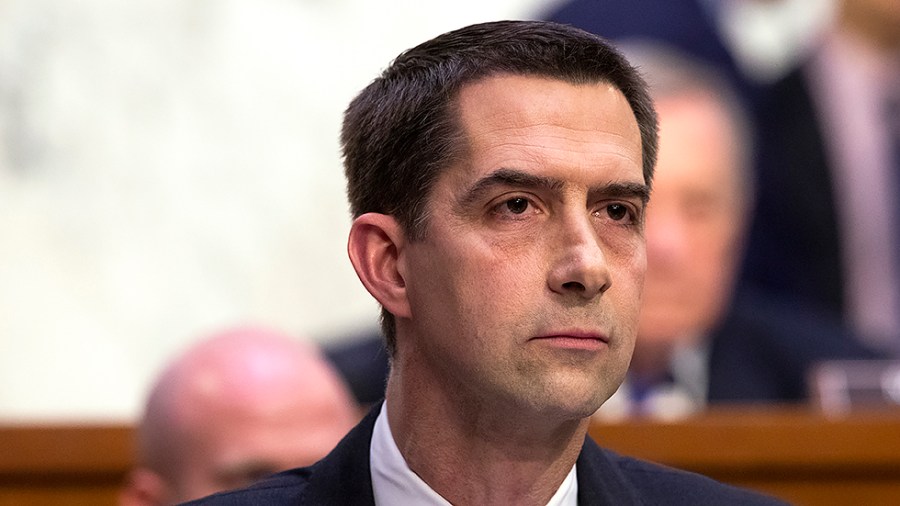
[707,289,881,402]
[185,403,784,505]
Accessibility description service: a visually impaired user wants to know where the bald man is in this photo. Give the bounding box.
[119,327,360,505]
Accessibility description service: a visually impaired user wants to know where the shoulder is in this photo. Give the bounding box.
[607,452,787,505]
[180,469,312,505]
[578,439,787,505]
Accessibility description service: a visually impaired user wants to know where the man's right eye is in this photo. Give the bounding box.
[488,195,542,221]
[505,197,530,214]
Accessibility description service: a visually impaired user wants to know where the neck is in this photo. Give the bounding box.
[384,364,586,505]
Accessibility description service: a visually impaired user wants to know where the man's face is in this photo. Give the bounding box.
[399,74,647,420]
[638,93,746,345]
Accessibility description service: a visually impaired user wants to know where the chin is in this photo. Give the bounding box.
[530,383,617,421]
[552,396,610,421]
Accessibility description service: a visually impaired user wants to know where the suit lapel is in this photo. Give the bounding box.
[576,435,643,505]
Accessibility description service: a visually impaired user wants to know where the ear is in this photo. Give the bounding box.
[118,468,171,506]
[347,213,412,320]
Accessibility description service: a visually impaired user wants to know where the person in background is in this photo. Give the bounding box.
[745,0,900,350]
[119,326,359,505]
[188,20,784,505]
[324,328,390,407]
[540,0,754,105]
[598,43,883,419]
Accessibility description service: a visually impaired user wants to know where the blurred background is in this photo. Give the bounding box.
[0,0,552,421]
[0,0,865,423]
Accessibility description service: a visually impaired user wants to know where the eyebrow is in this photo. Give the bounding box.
[459,167,650,207]
[459,168,563,207]
[589,181,651,207]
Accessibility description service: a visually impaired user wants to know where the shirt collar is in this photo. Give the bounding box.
[369,403,578,505]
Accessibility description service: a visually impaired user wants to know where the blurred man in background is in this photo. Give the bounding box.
[119,326,359,505]
[597,43,882,419]
[746,0,900,350]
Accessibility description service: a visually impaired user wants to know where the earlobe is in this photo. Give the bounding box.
[118,468,170,506]
[347,213,412,319]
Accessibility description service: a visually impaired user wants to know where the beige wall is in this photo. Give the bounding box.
[0,0,550,421]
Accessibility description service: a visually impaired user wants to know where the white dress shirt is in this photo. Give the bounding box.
[370,403,578,505]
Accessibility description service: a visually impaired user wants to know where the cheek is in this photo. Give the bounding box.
[620,241,647,294]
[421,235,549,345]
[453,247,547,330]
[460,229,547,284]
[614,247,647,326]
[405,240,506,331]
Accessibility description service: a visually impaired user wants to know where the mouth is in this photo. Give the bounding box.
[530,330,609,350]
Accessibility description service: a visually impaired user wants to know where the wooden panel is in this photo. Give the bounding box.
[0,486,120,506]
[3,406,900,505]
[589,405,900,505]
[0,425,133,506]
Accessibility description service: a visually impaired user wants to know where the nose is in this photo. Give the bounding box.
[547,214,611,299]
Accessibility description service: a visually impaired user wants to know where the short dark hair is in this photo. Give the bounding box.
[341,20,659,353]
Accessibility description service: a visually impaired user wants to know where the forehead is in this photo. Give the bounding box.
[458,74,639,133]
[654,93,743,192]
[449,74,643,183]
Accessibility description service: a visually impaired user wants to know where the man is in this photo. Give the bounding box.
[188,21,784,504]
[598,44,882,418]
[119,326,359,505]
[329,45,884,415]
